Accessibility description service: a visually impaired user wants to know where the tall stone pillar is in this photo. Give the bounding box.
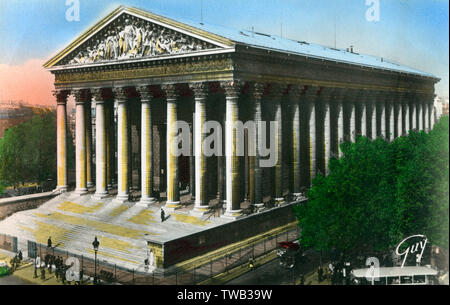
[423,101,429,132]
[114,87,130,203]
[403,101,410,134]
[190,82,210,215]
[136,86,156,206]
[92,89,108,198]
[105,100,113,189]
[270,84,285,204]
[336,92,345,157]
[73,89,88,195]
[430,103,436,130]
[369,95,378,140]
[221,81,243,219]
[288,85,303,196]
[410,100,417,130]
[387,100,395,142]
[248,82,265,208]
[394,95,402,138]
[162,84,181,210]
[417,102,423,131]
[379,97,386,139]
[361,98,368,138]
[318,88,333,176]
[54,90,69,192]
[85,97,94,188]
[304,86,320,184]
[348,97,356,142]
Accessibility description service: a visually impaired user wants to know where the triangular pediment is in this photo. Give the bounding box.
[44,6,234,68]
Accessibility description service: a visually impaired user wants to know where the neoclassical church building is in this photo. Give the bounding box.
[17,5,437,269]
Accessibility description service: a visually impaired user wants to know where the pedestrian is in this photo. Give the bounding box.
[299,273,305,285]
[160,208,165,222]
[79,269,84,285]
[18,250,23,262]
[47,236,52,249]
[41,268,46,280]
[318,267,323,282]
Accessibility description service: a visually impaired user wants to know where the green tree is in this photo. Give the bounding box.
[294,116,449,258]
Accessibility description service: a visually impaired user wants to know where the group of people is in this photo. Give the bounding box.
[68,17,211,65]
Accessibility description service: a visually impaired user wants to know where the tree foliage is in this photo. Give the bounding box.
[0,110,74,189]
[294,116,449,257]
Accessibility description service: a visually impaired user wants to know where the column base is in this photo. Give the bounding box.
[190,206,210,217]
[165,201,182,211]
[254,203,265,212]
[93,191,109,199]
[54,186,68,194]
[190,196,196,203]
[274,197,285,205]
[114,194,129,203]
[136,197,157,207]
[87,182,94,188]
[221,209,243,220]
[74,188,88,196]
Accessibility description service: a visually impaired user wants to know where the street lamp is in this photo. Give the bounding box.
[92,236,100,285]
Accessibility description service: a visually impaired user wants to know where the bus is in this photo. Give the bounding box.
[351,266,439,285]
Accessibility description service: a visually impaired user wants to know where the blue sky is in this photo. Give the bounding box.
[0,0,448,96]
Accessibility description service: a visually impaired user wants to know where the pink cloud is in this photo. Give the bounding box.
[0,59,55,106]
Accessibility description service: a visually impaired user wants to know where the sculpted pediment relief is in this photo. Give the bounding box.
[58,13,222,67]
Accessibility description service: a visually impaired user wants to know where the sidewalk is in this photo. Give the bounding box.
[0,248,90,285]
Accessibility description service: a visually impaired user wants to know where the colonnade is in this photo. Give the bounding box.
[54,84,436,218]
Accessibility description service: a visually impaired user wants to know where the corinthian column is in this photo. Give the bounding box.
[248,82,265,208]
[137,86,156,206]
[379,96,386,139]
[221,81,243,219]
[85,96,94,188]
[394,94,402,138]
[288,85,303,197]
[319,88,333,176]
[423,101,429,132]
[336,90,345,157]
[403,101,410,134]
[368,93,378,140]
[348,95,356,142]
[92,88,108,199]
[361,96,368,138]
[73,89,88,195]
[304,86,320,184]
[417,102,423,131]
[114,87,130,203]
[386,99,395,142]
[270,84,286,204]
[410,100,417,130]
[54,89,69,193]
[190,82,210,215]
[162,84,181,210]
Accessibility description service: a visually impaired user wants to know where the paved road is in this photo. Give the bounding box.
[0,275,33,285]
[226,250,323,285]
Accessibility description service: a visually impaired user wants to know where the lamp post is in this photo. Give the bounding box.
[92,236,99,285]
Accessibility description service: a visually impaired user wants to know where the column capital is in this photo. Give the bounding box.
[287,84,305,98]
[72,89,91,105]
[303,85,321,102]
[53,89,70,105]
[161,84,180,101]
[248,82,266,100]
[220,81,244,98]
[189,82,210,99]
[136,85,153,102]
[112,87,128,103]
[268,83,288,99]
[91,88,107,104]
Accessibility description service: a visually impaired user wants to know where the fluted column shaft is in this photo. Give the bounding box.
[55,90,69,192]
[270,85,285,204]
[349,100,356,142]
[387,101,395,141]
[137,86,156,205]
[370,100,377,140]
[424,102,429,132]
[163,84,181,209]
[93,89,108,198]
[289,85,303,195]
[361,100,367,138]
[222,82,242,219]
[411,102,417,130]
[394,100,402,138]
[74,90,88,195]
[379,100,386,138]
[323,99,331,175]
[304,87,320,184]
[249,83,265,206]
[190,83,210,214]
[337,98,345,157]
[115,88,129,202]
[85,98,93,188]
[403,102,410,134]
[417,102,423,131]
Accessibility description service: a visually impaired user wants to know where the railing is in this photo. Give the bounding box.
[0,227,299,285]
